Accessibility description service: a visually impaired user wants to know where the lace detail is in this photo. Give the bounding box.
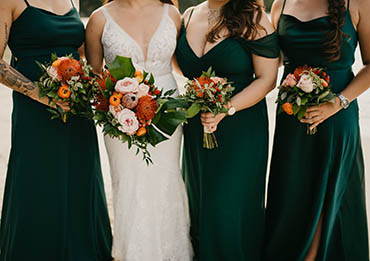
[101,5,193,261]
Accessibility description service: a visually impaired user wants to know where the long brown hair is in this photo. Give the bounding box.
[103,0,174,5]
[325,0,346,61]
[207,0,266,42]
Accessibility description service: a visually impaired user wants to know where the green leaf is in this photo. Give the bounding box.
[155,111,186,136]
[51,53,58,61]
[105,77,115,92]
[107,56,136,80]
[163,98,188,110]
[163,89,177,97]
[297,105,308,120]
[293,104,300,115]
[147,125,168,146]
[296,96,302,106]
[148,73,155,85]
[186,103,201,118]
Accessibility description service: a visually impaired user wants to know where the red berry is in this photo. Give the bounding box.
[154,89,161,95]
[325,76,330,82]
[322,72,327,77]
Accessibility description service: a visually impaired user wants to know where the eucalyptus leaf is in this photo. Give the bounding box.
[186,103,201,118]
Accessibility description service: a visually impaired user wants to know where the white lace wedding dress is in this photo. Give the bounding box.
[101,4,193,261]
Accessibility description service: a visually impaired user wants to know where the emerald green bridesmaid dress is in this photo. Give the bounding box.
[176,16,280,260]
[0,1,112,260]
[264,0,369,260]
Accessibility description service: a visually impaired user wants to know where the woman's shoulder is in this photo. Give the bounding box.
[182,2,206,24]
[167,4,181,31]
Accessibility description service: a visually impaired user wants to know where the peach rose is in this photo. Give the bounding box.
[117,109,139,134]
[137,83,150,98]
[297,74,314,93]
[282,74,297,88]
[115,77,139,94]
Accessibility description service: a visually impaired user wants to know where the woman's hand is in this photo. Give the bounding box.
[300,97,341,131]
[200,112,226,133]
[29,91,70,111]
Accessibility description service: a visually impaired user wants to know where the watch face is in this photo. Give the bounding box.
[228,107,236,116]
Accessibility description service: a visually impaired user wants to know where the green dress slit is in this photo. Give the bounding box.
[176,21,280,260]
[0,2,112,260]
[263,1,369,260]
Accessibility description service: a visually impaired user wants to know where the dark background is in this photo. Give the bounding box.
[80,0,274,17]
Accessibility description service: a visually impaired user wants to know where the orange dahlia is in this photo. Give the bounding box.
[135,95,158,122]
[93,93,109,112]
[57,58,83,82]
[282,102,293,115]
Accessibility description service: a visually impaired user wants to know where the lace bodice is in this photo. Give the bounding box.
[101,4,177,77]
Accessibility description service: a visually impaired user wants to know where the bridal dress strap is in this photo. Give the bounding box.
[101,7,113,22]
[280,0,287,16]
[185,8,195,30]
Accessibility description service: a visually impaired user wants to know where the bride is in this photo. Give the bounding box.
[85,0,193,260]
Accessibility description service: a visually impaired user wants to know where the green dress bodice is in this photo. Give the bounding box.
[176,23,279,261]
[264,5,369,261]
[0,3,112,260]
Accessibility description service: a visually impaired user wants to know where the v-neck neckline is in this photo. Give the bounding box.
[104,5,167,64]
[184,32,230,60]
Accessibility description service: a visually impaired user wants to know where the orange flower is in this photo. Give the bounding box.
[134,70,144,83]
[196,76,213,87]
[57,58,83,82]
[137,127,147,137]
[294,65,311,80]
[93,93,109,112]
[96,73,108,92]
[109,95,121,107]
[57,85,71,99]
[135,95,158,122]
[113,91,123,99]
[321,79,329,88]
[282,102,293,115]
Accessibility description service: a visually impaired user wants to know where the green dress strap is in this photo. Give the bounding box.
[236,32,280,58]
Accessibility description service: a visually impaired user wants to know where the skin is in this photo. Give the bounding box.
[182,0,279,132]
[271,0,370,259]
[0,0,80,111]
[85,0,182,74]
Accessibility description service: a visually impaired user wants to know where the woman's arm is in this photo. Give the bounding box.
[85,9,106,74]
[302,0,370,130]
[0,1,65,108]
[201,12,279,130]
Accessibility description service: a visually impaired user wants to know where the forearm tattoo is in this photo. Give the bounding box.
[2,23,8,55]
[0,60,36,95]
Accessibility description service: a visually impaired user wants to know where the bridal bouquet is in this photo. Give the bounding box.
[92,56,186,164]
[35,54,95,122]
[277,65,336,134]
[181,67,234,149]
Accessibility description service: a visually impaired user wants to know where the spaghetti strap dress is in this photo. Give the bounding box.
[0,1,113,260]
[263,0,369,260]
[176,15,280,260]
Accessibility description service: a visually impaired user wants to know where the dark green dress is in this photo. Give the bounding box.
[176,20,280,260]
[263,1,369,260]
[0,1,112,260]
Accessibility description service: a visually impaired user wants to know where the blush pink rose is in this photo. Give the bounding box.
[282,73,297,88]
[137,83,150,98]
[47,66,61,81]
[115,77,139,94]
[211,77,226,85]
[297,74,314,93]
[109,104,124,117]
[117,109,139,134]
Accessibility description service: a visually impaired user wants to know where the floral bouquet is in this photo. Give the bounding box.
[35,54,95,122]
[93,56,187,164]
[277,65,336,135]
[181,67,234,149]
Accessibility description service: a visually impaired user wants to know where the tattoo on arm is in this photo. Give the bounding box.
[0,60,36,96]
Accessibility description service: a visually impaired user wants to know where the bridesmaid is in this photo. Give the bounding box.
[176,0,279,260]
[0,0,112,260]
[264,0,370,260]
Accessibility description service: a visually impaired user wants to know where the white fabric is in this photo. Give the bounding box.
[101,5,193,261]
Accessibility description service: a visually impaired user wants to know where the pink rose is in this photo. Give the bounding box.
[297,74,314,93]
[211,77,226,85]
[117,109,139,134]
[109,104,124,117]
[137,83,150,98]
[47,66,61,81]
[282,73,297,88]
[115,77,139,94]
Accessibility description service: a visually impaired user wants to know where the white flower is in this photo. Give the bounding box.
[47,66,60,81]
[109,104,123,117]
[137,83,150,98]
[297,74,314,93]
[115,77,139,94]
[117,109,139,134]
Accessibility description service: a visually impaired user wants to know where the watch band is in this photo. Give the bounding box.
[337,93,350,109]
